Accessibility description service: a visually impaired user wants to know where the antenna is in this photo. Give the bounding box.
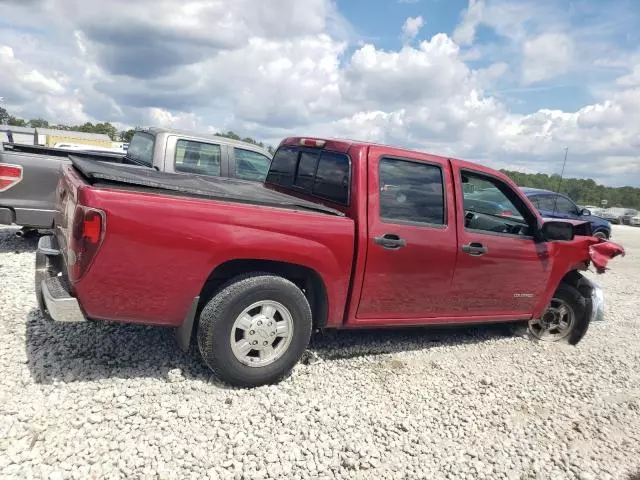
[552,147,569,214]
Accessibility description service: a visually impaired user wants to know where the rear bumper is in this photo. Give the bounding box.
[0,207,14,225]
[0,206,55,227]
[35,236,86,323]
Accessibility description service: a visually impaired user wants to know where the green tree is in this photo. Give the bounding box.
[501,169,640,209]
[7,116,27,127]
[119,129,136,142]
[28,118,49,128]
[0,107,9,124]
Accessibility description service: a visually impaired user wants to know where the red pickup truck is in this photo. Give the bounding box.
[35,137,623,386]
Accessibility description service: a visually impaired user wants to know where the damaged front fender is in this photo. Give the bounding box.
[589,240,625,273]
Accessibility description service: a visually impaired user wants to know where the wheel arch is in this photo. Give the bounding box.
[198,259,329,330]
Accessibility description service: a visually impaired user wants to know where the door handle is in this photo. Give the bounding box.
[374,234,407,250]
[462,242,487,256]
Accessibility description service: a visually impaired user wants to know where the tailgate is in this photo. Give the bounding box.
[54,164,86,268]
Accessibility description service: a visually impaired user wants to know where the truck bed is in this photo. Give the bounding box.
[70,156,344,216]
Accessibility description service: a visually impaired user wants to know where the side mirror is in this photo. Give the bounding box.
[580,208,591,216]
[539,221,575,242]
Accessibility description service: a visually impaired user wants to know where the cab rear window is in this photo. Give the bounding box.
[267,146,350,205]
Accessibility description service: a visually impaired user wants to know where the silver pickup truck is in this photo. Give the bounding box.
[0,127,272,233]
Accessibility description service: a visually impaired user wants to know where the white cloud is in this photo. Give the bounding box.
[453,0,485,46]
[0,0,639,186]
[401,16,424,43]
[522,33,573,85]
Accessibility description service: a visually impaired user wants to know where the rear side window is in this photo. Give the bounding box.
[267,147,350,205]
[235,148,270,182]
[126,132,154,167]
[379,158,445,225]
[175,140,221,176]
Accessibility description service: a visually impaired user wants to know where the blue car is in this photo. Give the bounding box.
[520,187,611,239]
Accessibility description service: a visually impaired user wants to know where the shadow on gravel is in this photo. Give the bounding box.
[24,308,220,387]
[26,304,523,385]
[0,228,39,253]
[308,322,521,361]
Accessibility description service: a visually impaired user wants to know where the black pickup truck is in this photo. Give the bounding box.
[0,127,272,233]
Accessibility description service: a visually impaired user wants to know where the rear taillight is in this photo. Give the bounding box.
[68,206,105,283]
[0,163,23,192]
[299,138,326,148]
[500,210,514,217]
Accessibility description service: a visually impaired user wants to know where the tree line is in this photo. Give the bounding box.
[0,107,274,151]
[501,170,640,210]
[1,106,135,142]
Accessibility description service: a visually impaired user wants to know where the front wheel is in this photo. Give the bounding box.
[528,283,588,345]
[593,230,609,240]
[197,274,313,387]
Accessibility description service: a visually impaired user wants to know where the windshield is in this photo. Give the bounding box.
[126,132,154,167]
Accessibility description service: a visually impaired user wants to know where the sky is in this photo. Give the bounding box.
[1,0,639,186]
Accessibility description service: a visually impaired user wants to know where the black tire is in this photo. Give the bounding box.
[528,282,589,345]
[593,230,609,240]
[197,273,312,387]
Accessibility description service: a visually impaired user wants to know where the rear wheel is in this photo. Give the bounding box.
[197,274,312,387]
[528,283,588,345]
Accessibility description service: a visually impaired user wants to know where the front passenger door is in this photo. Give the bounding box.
[451,169,552,316]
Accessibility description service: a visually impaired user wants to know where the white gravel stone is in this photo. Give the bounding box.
[1,225,640,479]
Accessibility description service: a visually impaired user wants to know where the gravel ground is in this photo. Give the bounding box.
[1,225,639,480]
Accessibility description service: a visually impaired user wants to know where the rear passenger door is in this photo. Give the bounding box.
[355,148,458,322]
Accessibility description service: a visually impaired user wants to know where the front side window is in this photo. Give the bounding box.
[379,158,445,225]
[536,195,557,212]
[235,148,270,182]
[553,195,579,215]
[175,140,221,176]
[462,172,533,236]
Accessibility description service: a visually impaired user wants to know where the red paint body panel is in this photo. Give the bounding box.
[57,137,624,332]
[354,145,458,321]
[72,185,354,327]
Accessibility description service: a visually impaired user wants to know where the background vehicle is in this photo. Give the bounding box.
[521,188,612,239]
[36,137,622,387]
[463,187,521,217]
[53,142,127,154]
[1,127,272,231]
[621,209,639,226]
[597,209,622,225]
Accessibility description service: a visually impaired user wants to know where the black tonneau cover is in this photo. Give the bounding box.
[70,156,343,216]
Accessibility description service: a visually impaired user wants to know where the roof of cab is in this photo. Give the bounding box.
[279,136,506,178]
[142,127,273,158]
